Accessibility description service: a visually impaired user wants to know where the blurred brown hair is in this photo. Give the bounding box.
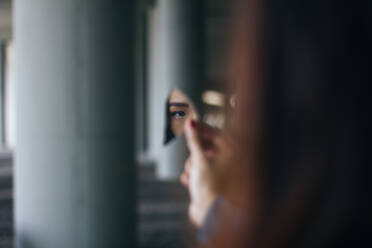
[210,0,371,247]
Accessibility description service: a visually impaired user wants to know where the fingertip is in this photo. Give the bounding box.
[190,119,196,129]
[188,119,197,130]
[185,119,204,155]
[185,119,196,137]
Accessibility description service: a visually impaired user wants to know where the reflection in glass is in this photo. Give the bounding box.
[164,89,198,144]
[164,89,232,145]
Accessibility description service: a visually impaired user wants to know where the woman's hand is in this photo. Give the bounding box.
[180,120,235,227]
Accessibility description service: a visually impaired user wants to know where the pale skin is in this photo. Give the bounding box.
[168,89,198,137]
[180,120,236,227]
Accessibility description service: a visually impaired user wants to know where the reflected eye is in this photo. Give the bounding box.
[170,111,186,120]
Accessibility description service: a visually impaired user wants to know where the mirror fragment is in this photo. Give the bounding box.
[164,89,229,145]
[164,89,198,144]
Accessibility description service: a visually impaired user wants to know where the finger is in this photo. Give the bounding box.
[180,172,189,187]
[180,157,192,187]
[185,161,191,173]
[184,120,203,157]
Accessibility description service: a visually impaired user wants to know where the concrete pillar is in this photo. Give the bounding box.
[4,42,15,149]
[0,42,4,144]
[147,0,204,179]
[14,1,136,248]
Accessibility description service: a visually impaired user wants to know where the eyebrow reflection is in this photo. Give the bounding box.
[169,103,189,107]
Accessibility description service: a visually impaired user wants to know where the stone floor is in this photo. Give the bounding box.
[137,165,195,248]
[0,150,13,248]
[0,151,193,248]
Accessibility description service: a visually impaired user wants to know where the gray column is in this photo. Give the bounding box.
[147,0,204,179]
[0,42,4,144]
[14,1,136,248]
